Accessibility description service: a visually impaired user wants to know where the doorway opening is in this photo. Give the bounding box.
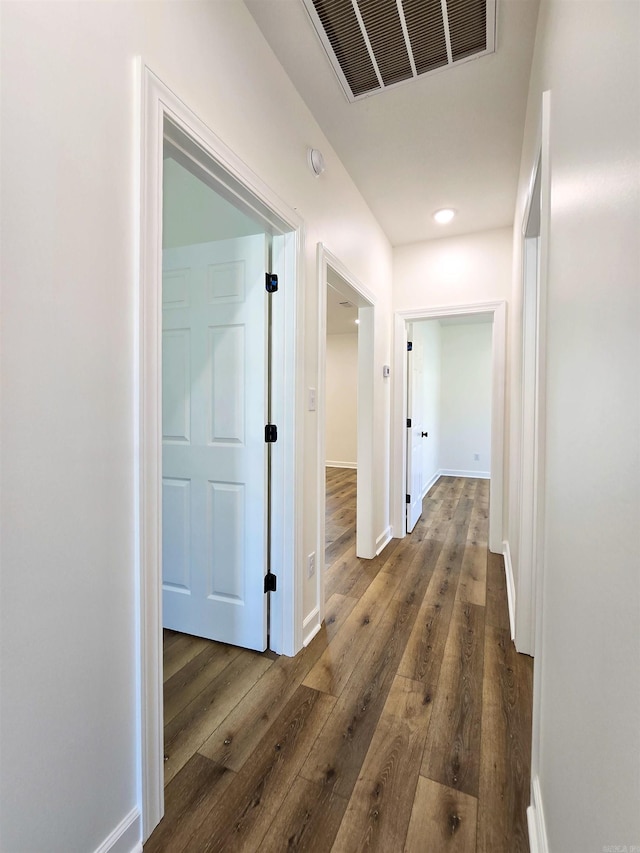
[392,302,506,555]
[138,65,303,840]
[161,131,274,652]
[324,280,359,568]
[314,245,376,641]
[405,315,494,534]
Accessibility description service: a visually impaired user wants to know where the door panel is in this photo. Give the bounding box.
[162,478,191,591]
[162,235,268,651]
[162,330,191,442]
[406,332,424,533]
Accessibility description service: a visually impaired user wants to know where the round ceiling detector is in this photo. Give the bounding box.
[433,208,456,224]
[307,148,326,177]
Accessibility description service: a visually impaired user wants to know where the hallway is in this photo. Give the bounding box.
[146,474,532,852]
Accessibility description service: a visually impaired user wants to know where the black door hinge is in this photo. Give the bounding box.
[406,494,411,504]
[265,424,278,443]
[407,341,413,352]
[264,572,277,593]
[406,418,412,428]
[265,273,278,293]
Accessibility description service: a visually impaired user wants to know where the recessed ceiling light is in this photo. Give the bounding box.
[433,208,456,224]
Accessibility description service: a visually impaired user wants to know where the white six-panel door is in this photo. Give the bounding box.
[162,235,268,651]
[406,332,424,533]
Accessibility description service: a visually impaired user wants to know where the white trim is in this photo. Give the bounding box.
[375,526,393,555]
[302,606,322,646]
[326,460,357,470]
[516,232,539,656]
[268,229,305,659]
[529,87,552,808]
[355,302,375,560]
[421,470,441,498]
[136,61,304,840]
[502,540,516,641]
[93,808,141,853]
[392,301,506,554]
[439,469,490,480]
[527,776,549,853]
[516,123,547,657]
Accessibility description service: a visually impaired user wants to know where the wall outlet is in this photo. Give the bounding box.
[474,453,480,461]
[307,551,316,578]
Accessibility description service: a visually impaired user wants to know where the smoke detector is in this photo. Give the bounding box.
[307,147,326,176]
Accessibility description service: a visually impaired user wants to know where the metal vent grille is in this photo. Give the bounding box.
[303,0,496,100]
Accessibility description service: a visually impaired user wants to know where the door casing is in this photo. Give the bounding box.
[136,61,304,840]
[391,301,506,553]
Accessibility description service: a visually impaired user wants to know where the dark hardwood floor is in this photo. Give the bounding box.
[145,469,533,852]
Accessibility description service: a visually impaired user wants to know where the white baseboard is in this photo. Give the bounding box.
[326,461,357,469]
[421,470,441,499]
[375,526,392,555]
[502,540,516,641]
[302,606,321,646]
[93,807,141,853]
[527,776,549,853]
[439,468,490,479]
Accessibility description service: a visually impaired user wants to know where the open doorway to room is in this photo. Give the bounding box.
[315,245,376,632]
[392,302,506,556]
[161,134,275,652]
[324,280,359,567]
[405,315,494,533]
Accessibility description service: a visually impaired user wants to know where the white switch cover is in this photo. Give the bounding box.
[307,552,316,578]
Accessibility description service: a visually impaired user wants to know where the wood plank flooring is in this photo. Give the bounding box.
[145,469,533,853]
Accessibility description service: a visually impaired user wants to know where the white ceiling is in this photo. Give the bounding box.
[245,0,540,246]
[326,273,360,335]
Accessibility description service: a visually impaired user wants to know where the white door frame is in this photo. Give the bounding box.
[315,245,376,631]
[136,62,304,840]
[526,91,552,846]
[516,143,547,657]
[391,301,506,554]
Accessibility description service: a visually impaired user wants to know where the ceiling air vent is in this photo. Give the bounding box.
[302,0,496,101]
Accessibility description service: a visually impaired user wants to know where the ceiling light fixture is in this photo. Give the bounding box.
[433,208,456,224]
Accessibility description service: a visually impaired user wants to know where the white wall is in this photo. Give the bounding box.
[393,226,513,311]
[0,2,393,850]
[325,333,358,467]
[411,319,492,486]
[512,2,640,850]
[439,323,492,476]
